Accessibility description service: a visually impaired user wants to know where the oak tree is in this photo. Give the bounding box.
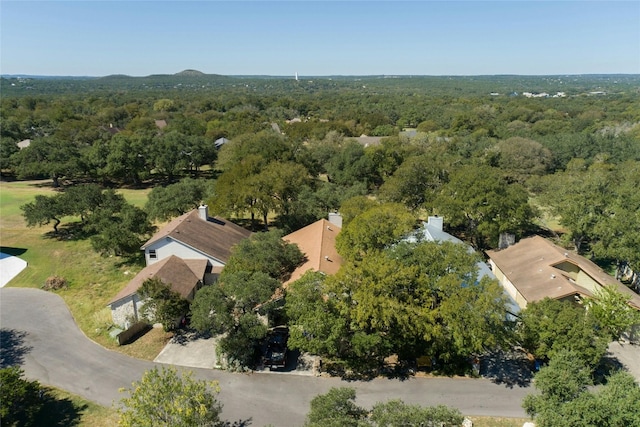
[118,366,222,427]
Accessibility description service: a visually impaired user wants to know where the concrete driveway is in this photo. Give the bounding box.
[154,331,219,369]
[607,341,640,381]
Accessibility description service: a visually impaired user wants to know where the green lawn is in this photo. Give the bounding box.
[38,386,120,427]
[0,179,167,355]
[529,195,566,234]
[469,416,530,427]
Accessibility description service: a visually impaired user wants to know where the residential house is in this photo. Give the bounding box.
[351,135,383,147]
[214,137,229,149]
[109,206,251,328]
[16,139,31,149]
[108,255,208,328]
[282,216,344,287]
[410,216,521,316]
[487,235,640,311]
[141,205,251,269]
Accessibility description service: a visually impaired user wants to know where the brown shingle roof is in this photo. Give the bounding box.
[109,256,208,305]
[283,219,343,286]
[142,210,252,263]
[487,236,640,309]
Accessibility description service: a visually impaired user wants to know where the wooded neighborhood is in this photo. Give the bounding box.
[2,73,640,426]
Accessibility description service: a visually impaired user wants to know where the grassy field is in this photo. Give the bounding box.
[39,386,120,427]
[468,416,529,427]
[0,179,170,358]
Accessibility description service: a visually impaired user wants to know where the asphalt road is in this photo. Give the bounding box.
[1,288,530,426]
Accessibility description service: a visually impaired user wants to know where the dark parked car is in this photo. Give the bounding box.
[262,326,289,369]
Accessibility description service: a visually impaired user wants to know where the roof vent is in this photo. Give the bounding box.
[324,255,331,262]
[551,274,556,279]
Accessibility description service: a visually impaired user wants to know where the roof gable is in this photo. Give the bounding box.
[283,219,343,286]
[109,255,208,305]
[142,210,252,263]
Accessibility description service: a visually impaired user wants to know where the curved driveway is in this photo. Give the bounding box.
[1,288,529,426]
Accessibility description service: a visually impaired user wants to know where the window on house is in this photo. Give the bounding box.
[149,249,157,259]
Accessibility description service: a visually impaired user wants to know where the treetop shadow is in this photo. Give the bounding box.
[0,328,33,368]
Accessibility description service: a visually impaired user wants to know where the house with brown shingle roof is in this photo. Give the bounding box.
[142,205,251,268]
[108,256,208,328]
[282,217,343,287]
[108,206,251,328]
[487,235,640,311]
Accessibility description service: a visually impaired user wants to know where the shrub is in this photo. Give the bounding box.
[43,275,67,291]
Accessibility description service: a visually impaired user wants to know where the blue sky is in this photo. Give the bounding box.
[1,1,638,76]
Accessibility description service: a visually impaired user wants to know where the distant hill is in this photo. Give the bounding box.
[99,74,134,80]
[175,69,206,76]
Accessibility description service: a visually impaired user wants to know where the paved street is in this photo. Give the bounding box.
[1,287,531,426]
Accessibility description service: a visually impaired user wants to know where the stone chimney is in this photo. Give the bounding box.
[198,205,209,221]
[498,232,516,249]
[328,212,343,228]
[427,215,443,231]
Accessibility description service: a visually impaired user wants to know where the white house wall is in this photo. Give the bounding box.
[489,260,528,309]
[144,238,225,267]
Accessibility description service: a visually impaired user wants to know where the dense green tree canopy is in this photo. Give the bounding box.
[517,298,609,368]
[432,164,536,248]
[370,400,464,427]
[190,233,293,368]
[335,203,416,261]
[3,74,640,379]
[139,278,190,331]
[377,150,453,211]
[523,350,640,427]
[145,177,212,221]
[221,230,304,281]
[304,387,368,427]
[118,367,222,427]
[586,286,640,341]
[536,158,614,253]
[21,184,155,256]
[0,367,44,427]
[287,240,510,370]
[189,284,233,335]
[304,387,464,427]
[490,136,554,181]
[12,136,83,187]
